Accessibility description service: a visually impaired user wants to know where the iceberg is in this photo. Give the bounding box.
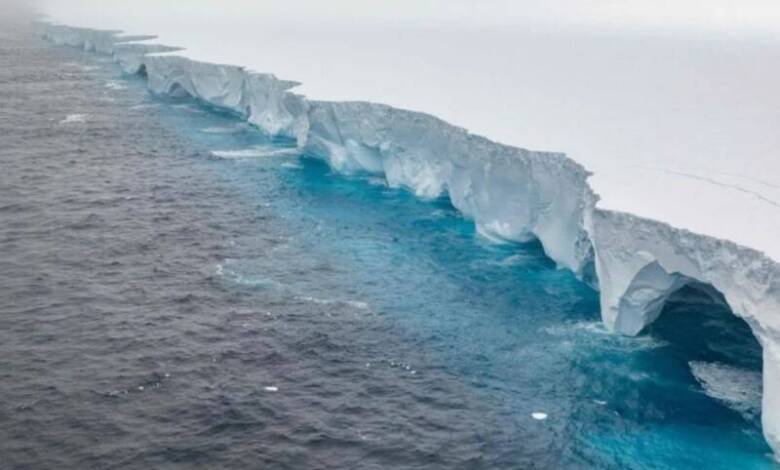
[39,22,780,453]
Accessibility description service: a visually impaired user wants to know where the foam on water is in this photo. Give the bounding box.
[298,295,371,311]
[104,80,126,90]
[215,262,282,289]
[690,361,762,419]
[280,161,303,170]
[199,126,243,134]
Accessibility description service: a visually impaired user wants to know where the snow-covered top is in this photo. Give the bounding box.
[40,1,780,262]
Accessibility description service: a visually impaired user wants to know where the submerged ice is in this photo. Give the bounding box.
[40,23,780,454]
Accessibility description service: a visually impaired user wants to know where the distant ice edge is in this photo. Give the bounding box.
[40,23,780,453]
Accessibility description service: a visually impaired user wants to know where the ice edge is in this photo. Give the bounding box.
[38,22,780,454]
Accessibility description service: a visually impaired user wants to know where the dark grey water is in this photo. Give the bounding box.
[0,18,775,469]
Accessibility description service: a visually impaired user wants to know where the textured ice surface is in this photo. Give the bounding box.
[39,21,780,454]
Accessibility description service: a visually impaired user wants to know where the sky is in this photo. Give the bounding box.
[35,0,780,39]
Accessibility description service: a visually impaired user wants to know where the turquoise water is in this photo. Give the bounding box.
[1,22,776,468]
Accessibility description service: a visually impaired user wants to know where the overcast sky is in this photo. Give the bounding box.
[36,0,780,39]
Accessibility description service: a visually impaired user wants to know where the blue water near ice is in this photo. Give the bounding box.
[0,21,776,468]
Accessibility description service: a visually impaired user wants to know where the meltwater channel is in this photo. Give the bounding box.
[0,20,776,469]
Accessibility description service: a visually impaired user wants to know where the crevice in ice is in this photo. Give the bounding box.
[644,166,780,210]
[165,82,191,99]
[713,171,780,191]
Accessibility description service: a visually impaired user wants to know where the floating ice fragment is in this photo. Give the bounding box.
[264,386,278,392]
[199,126,242,134]
[60,114,87,124]
[211,146,299,159]
[531,412,547,420]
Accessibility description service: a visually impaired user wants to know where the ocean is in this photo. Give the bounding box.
[0,17,774,469]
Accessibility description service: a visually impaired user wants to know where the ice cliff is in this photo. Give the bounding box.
[39,23,780,453]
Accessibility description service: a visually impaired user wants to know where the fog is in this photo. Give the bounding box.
[34,0,780,40]
[1,0,38,20]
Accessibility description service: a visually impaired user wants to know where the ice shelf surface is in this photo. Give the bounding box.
[38,0,780,454]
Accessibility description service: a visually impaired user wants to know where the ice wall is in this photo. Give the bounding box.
[590,210,780,451]
[39,23,780,453]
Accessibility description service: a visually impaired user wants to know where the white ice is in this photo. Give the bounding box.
[59,113,87,124]
[210,147,299,159]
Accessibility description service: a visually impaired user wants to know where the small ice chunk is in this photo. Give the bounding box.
[199,126,241,134]
[263,386,278,392]
[531,412,547,420]
[211,146,299,159]
[60,114,87,124]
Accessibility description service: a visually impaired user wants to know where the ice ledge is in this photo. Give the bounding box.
[39,22,780,453]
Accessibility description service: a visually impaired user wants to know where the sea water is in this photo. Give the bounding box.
[0,19,775,469]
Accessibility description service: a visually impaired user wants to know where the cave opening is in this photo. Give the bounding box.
[166,82,191,99]
[648,282,761,372]
[642,281,763,428]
